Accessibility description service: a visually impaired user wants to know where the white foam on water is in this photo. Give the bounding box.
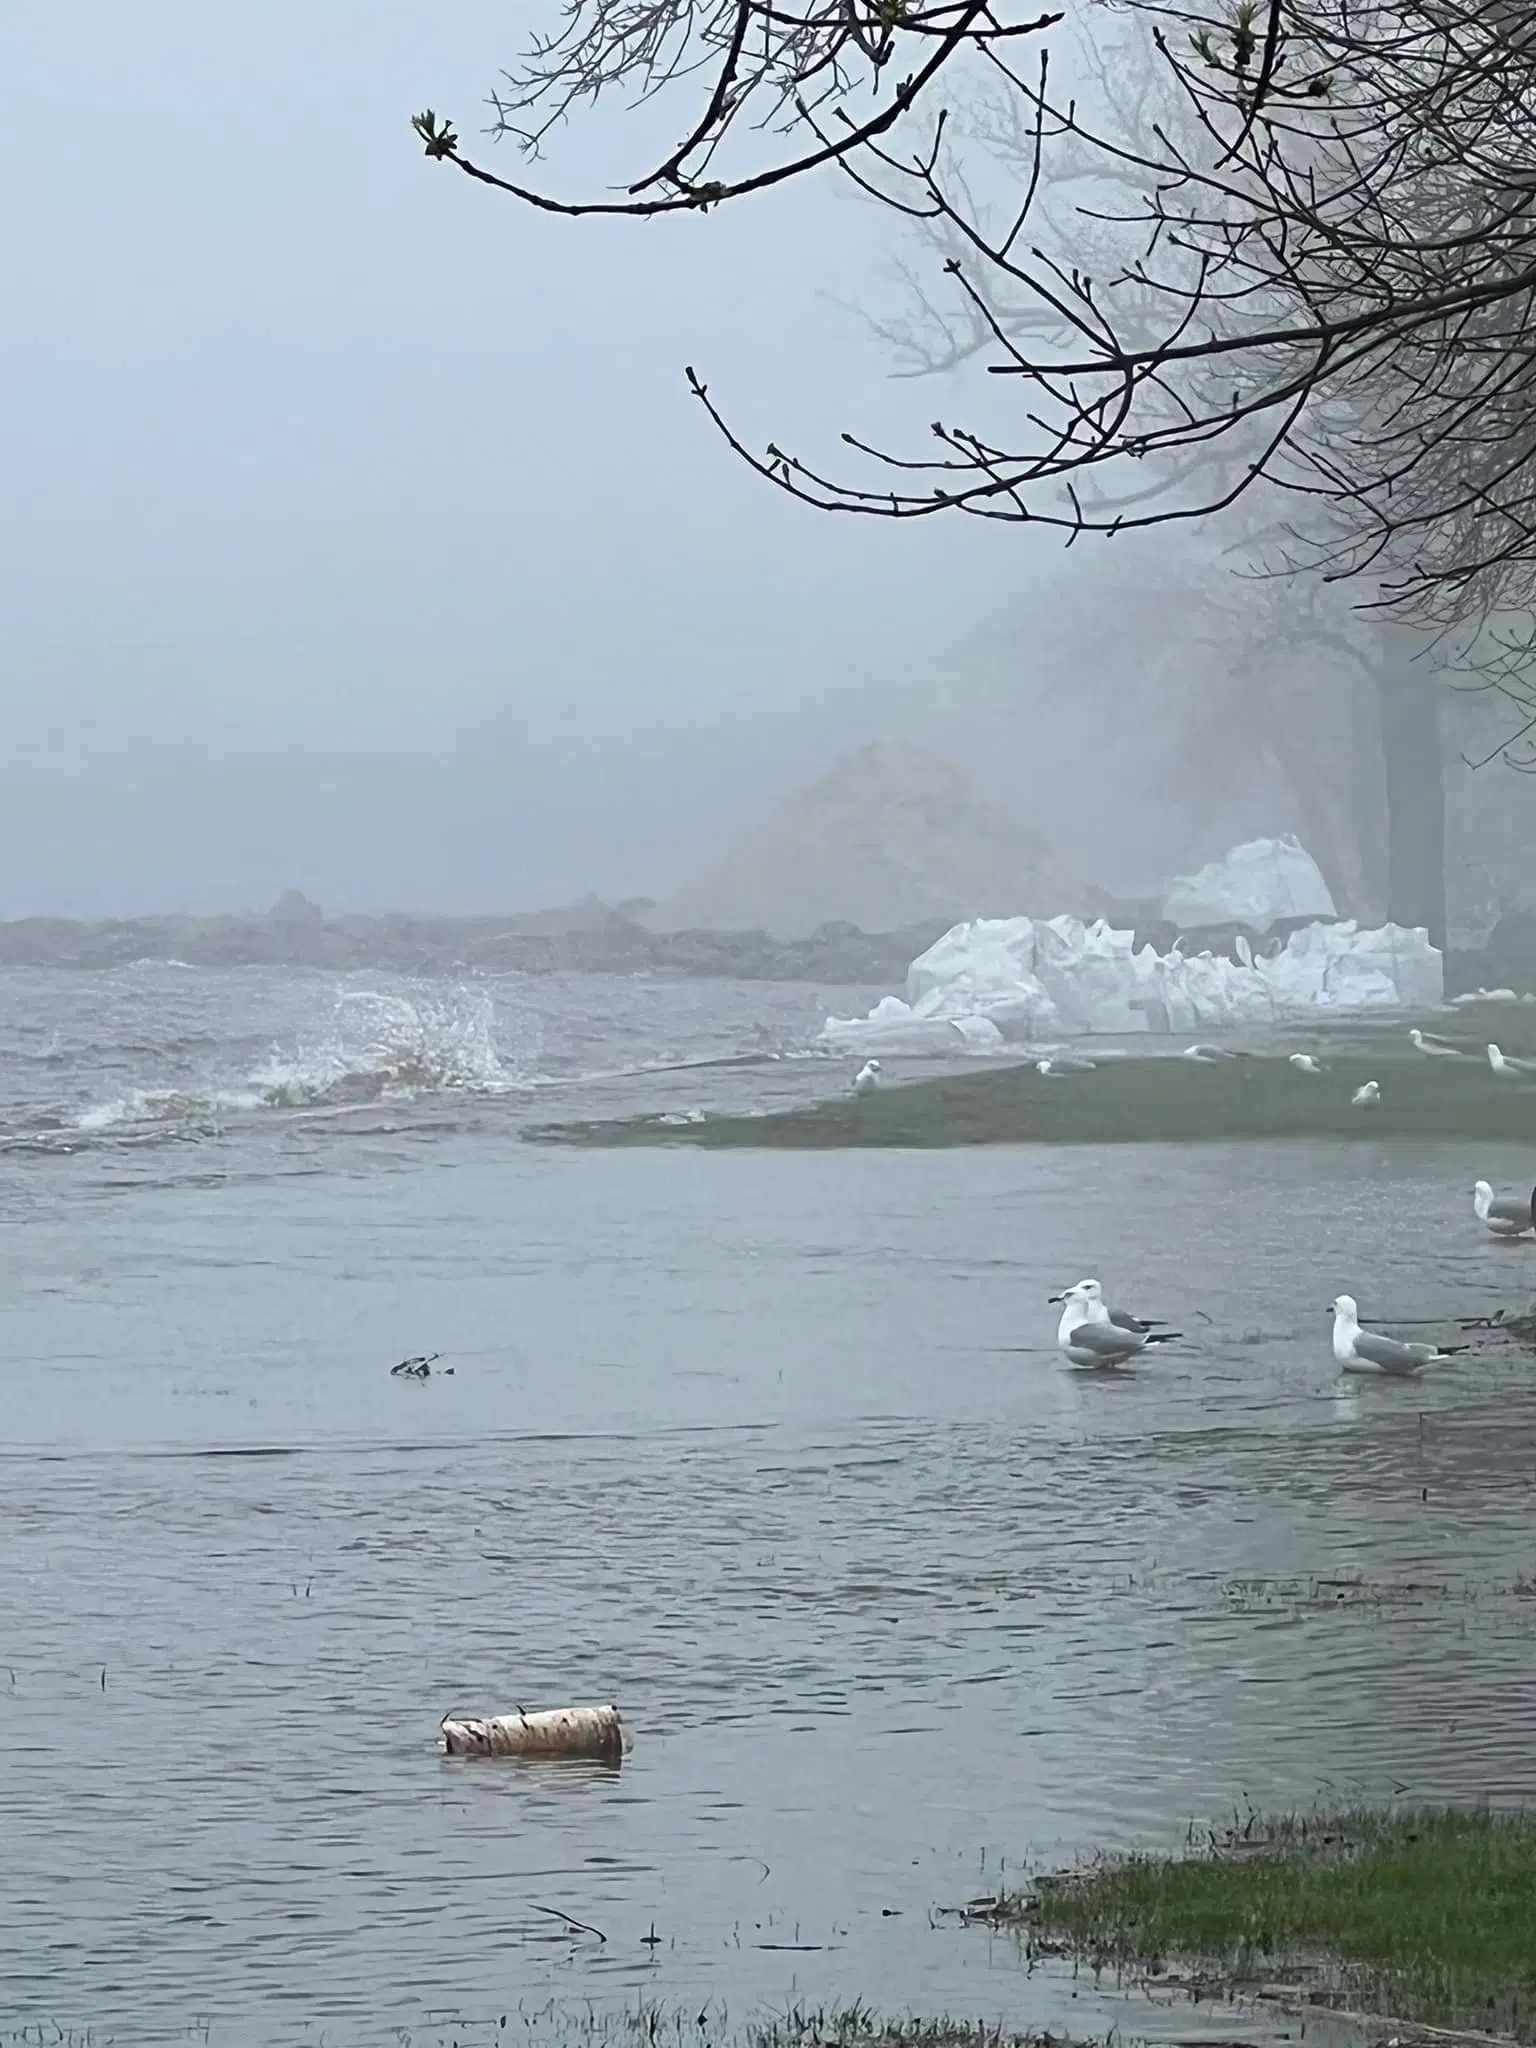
[71,985,542,1133]
[247,988,524,1108]
[74,1086,266,1133]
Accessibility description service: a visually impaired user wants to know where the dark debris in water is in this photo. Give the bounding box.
[391,1352,452,1378]
[1460,1306,1536,1347]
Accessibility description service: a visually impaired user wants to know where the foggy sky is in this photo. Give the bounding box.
[0,0,1072,918]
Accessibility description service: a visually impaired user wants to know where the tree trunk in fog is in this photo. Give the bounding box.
[1374,632,1447,948]
[1264,723,1363,918]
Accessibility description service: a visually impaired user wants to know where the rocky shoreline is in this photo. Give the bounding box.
[2,897,1530,993]
[0,903,953,983]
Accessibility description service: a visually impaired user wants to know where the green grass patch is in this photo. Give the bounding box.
[1013,1807,1536,2039]
[528,1054,1536,1149]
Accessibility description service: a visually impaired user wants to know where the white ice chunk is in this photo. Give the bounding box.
[819,909,1442,1052]
[1162,834,1337,933]
[819,994,1006,1056]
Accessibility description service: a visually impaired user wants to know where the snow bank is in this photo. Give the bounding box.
[820,914,1442,1052]
[1161,834,1336,932]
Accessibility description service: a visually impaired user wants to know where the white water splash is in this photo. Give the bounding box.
[73,986,539,1131]
[249,988,526,1108]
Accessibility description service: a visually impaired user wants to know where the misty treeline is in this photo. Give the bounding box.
[414,0,1536,943]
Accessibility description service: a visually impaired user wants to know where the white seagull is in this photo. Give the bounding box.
[1330,1294,1466,1376]
[1182,1043,1236,1063]
[852,1059,882,1097]
[1036,1054,1097,1077]
[1048,1276,1172,1336]
[1488,1043,1536,1081]
[1289,1053,1328,1076]
[1409,1028,1466,1060]
[1050,1278,1181,1369]
[1351,1080,1381,1108]
[1474,1179,1536,1238]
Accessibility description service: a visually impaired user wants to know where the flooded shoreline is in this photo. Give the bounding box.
[6,970,1536,2044]
[7,1125,1536,2043]
[527,1049,1536,1149]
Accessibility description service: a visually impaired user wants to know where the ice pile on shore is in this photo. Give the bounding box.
[821,914,1442,1052]
[1161,833,1336,932]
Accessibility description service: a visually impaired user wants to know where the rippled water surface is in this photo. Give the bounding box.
[4,967,1536,2046]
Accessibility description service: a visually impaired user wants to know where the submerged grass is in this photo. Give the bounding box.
[528,1054,1536,1149]
[1012,1807,1536,2040]
[746,2009,1077,2048]
[266,2006,1114,2048]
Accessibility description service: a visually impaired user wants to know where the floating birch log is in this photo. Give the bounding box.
[440,1703,627,1762]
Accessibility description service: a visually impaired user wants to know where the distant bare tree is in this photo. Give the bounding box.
[860,14,1458,937]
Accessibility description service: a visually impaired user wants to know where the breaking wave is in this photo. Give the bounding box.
[247,988,526,1108]
[70,987,537,1135]
[75,1086,266,1133]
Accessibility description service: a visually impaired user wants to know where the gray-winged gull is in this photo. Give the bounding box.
[1473,1179,1536,1237]
[852,1059,881,1096]
[1048,1276,1170,1335]
[1289,1053,1328,1076]
[1351,1080,1381,1108]
[1488,1043,1536,1080]
[1410,1028,1467,1059]
[1330,1294,1466,1376]
[1051,1279,1181,1368]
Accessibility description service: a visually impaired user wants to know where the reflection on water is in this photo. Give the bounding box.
[4,970,1536,2044]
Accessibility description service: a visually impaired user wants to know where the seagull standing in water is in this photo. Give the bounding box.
[1410,1028,1466,1060]
[1351,1080,1381,1108]
[1182,1044,1237,1064]
[1488,1043,1536,1080]
[1473,1179,1536,1238]
[1289,1053,1328,1076]
[852,1059,882,1097]
[1330,1295,1466,1376]
[1036,1053,1097,1077]
[1050,1279,1181,1369]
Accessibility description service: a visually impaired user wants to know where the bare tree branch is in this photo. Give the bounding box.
[415,0,1536,690]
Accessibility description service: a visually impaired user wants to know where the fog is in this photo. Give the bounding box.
[13,0,1486,929]
[0,0,1074,917]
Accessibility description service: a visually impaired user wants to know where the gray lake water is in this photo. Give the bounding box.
[4,966,1536,2046]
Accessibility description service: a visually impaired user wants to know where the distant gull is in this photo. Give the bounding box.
[1473,1179,1536,1238]
[1351,1080,1381,1108]
[852,1059,882,1097]
[1488,1042,1536,1080]
[1409,1028,1466,1060]
[1051,1279,1181,1368]
[1036,1054,1097,1077]
[1289,1053,1328,1076]
[1182,1044,1237,1063]
[1330,1295,1465,1376]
